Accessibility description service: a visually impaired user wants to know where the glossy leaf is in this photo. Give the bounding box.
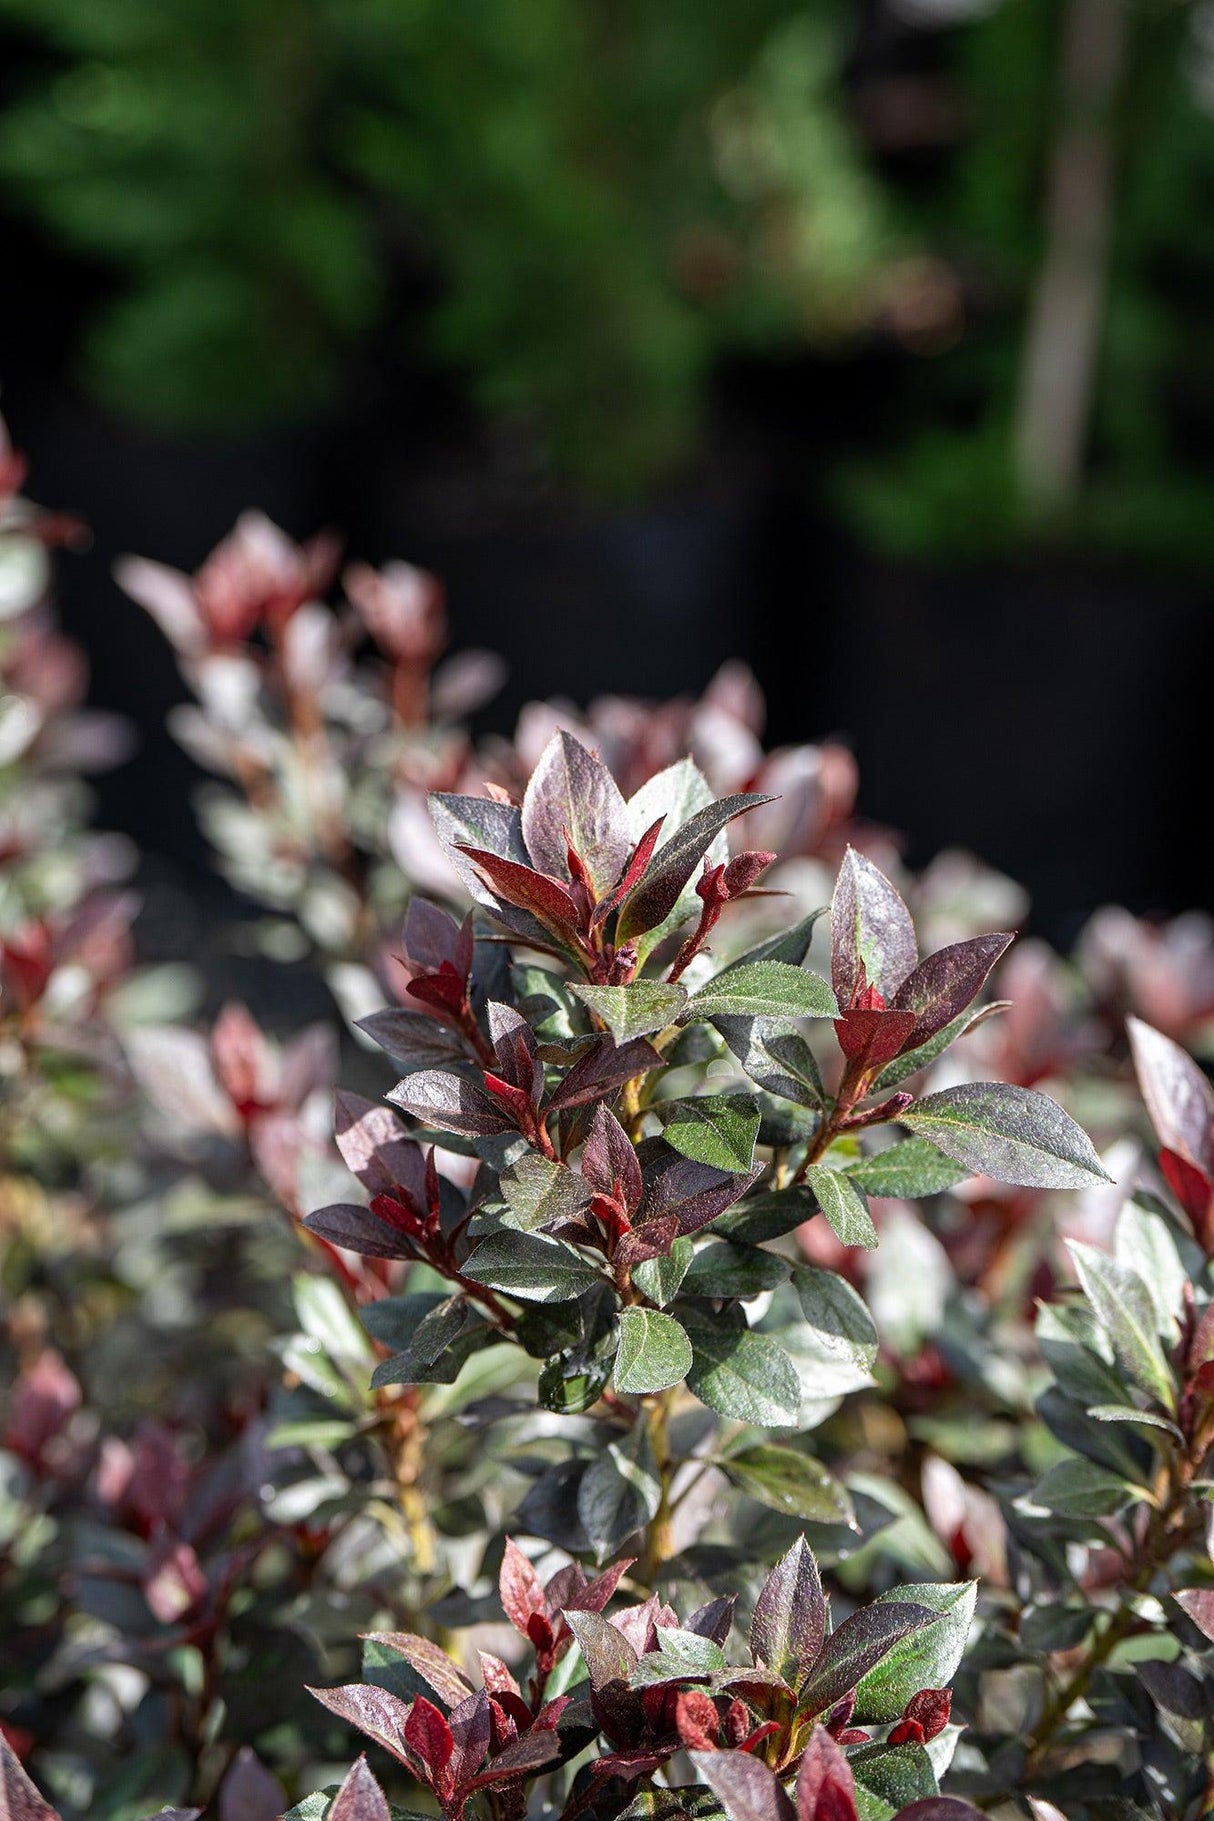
[891,933,1013,1046]
[688,963,836,1022]
[901,1082,1110,1189]
[831,848,917,1007]
[683,1318,801,1425]
[388,1069,516,1138]
[661,1095,760,1173]
[749,1535,827,1690]
[572,981,689,1042]
[1066,1241,1175,1408]
[843,1140,967,1200]
[799,1602,937,1716]
[464,1230,601,1302]
[614,1308,693,1394]
[720,1445,855,1524]
[852,1583,976,1721]
[521,730,631,898]
[803,1165,877,1249]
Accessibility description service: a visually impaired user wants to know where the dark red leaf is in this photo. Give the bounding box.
[218,1747,285,1821]
[581,1104,643,1218]
[891,933,1014,1048]
[456,846,585,939]
[594,816,666,926]
[617,794,775,944]
[329,1756,391,1821]
[899,1687,951,1741]
[1128,1017,1214,1176]
[459,1728,563,1793]
[831,848,917,1009]
[405,1696,455,1778]
[307,1684,416,1768]
[794,1726,858,1821]
[546,1037,664,1113]
[302,1203,416,1261]
[833,1007,918,1072]
[521,731,632,899]
[749,1537,826,1695]
[690,1748,797,1821]
[499,1538,548,1639]
[676,1689,720,1750]
[388,1068,517,1137]
[0,1732,60,1821]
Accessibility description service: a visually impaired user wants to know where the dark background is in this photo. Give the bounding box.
[1,0,1211,945]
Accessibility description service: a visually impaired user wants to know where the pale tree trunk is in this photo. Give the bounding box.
[1013,0,1130,517]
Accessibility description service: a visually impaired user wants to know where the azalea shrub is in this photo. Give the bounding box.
[2,429,1214,1821]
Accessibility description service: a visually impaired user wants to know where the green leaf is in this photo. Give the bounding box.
[800,1603,938,1716]
[721,910,828,972]
[683,1316,801,1425]
[844,1139,968,1199]
[464,1230,600,1302]
[803,1165,878,1249]
[714,1017,825,1110]
[1088,1404,1184,1440]
[577,1421,661,1555]
[631,1237,693,1306]
[719,1444,855,1524]
[631,1628,728,1685]
[571,981,689,1042]
[495,1152,592,1232]
[849,1742,938,1821]
[792,1266,880,1379]
[852,1582,976,1721]
[688,962,837,1021]
[1033,1456,1137,1517]
[369,1296,472,1387]
[294,1275,373,1370]
[714,1186,817,1244]
[1067,1241,1176,1409]
[1113,1201,1186,1340]
[614,1308,693,1394]
[661,1094,760,1173]
[682,1241,790,1298]
[901,1082,1111,1190]
[1036,1302,1129,1407]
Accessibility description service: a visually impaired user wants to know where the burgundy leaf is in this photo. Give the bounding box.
[307,1683,416,1768]
[617,794,775,944]
[1128,1016,1214,1175]
[898,1687,951,1741]
[0,1732,59,1821]
[448,1687,493,1786]
[594,816,666,926]
[640,1151,761,1238]
[547,1037,664,1113]
[361,1633,474,1708]
[303,1203,415,1261]
[329,1757,391,1821]
[405,1695,456,1776]
[478,1652,523,1699]
[565,1555,636,1617]
[334,1092,427,1201]
[798,1603,936,1716]
[356,1008,468,1073]
[689,1748,797,1821]
[833,1008,918,1073]
[581,1104,643,1219]
[749,1536,827,1694]
[589,1746,674,1784]
[456,846,584,940]
[402,897,472,976]
[676,1689,721,1750]
[388,1069,517,1137]
[831,848,917,1008]
[794,1726,858,1821]
[614,1216,680,1267]
[488,1002,543,1101]
[499,1538,549,1639]
[687,1595,737,1645]
[891,933,1014,1048]
[896,1805,989,1821]
[1176,1588,1214,1642]
[561,1609,640,1690]
[521,731,632,899]
[218,1747,285,1821]
[460,1728,563,1793]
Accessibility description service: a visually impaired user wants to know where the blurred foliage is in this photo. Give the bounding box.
[4,0,1214,555]
[0,0,894,492]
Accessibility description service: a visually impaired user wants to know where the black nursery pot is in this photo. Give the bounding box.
[820,553,1214,942]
